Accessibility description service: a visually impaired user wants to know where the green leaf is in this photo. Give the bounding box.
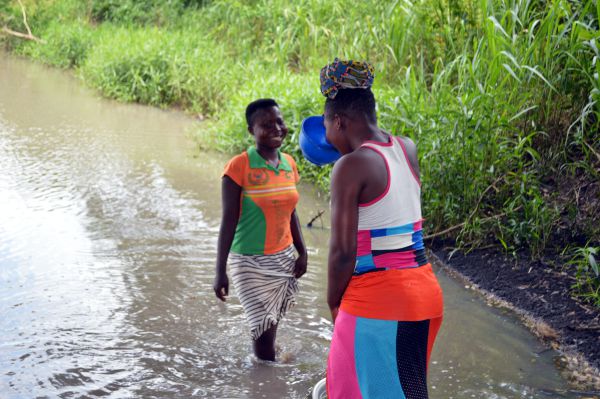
[522,65,557,92]
[589,253,599,277]
[508,105,538,122]
[499,237,508,251]
[502,63,521,82]
[488,16,509,39]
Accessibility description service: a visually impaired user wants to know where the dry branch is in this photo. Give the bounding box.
[307,210,325,228]
[2,26,40,41]
[423,205,523,240]
[1,0,43,42]
[583,139,600,163]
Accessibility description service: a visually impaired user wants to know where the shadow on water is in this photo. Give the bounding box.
[0,55,584,398]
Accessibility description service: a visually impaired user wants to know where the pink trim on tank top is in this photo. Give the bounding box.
[396,137,421,186]
[358,145,391,207]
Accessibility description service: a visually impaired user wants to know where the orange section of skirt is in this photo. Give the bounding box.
[340,263,444,321]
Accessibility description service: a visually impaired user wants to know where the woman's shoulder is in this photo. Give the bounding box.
[332,148,379,177]
[396,135,417,150]
[226,151,249,165]
[223,151,250,179]
[394,136,420,178]
[281,152,297,165]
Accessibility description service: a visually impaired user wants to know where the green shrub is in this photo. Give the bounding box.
[567,245,600,306]
[16,21,93,68]
[80,27,226,113]
[89,0,210,25]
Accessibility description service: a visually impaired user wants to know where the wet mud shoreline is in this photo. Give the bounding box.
[430,246,600,391]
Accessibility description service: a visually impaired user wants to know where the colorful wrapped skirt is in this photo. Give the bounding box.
[327,264,443,399]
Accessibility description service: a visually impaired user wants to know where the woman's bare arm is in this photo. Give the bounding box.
[290,209,307,278]
[327,156,362,321]
[214,176,241,302]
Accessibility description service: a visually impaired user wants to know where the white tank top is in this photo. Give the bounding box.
[353,135,427,274]
[358,136,422,232]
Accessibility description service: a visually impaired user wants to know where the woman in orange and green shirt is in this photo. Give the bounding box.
[213,98,307,361]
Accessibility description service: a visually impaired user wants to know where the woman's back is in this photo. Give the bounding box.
[354,135,427,275]
[358,136,421,228]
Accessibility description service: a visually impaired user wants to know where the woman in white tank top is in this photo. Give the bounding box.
[320,59,443,399]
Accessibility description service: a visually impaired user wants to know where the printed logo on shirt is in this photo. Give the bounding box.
[248,170,269,185]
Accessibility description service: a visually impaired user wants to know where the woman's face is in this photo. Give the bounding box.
[324,110,351,154]
[249,106,288,149]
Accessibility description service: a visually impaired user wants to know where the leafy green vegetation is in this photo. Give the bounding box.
[2,0,598,302]
[567,244,600,306]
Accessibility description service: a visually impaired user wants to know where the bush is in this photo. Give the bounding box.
[16,21,93,68]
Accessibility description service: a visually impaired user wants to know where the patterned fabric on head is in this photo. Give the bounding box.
[320,58,375,99]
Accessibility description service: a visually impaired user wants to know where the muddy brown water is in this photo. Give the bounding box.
[0,55,580,398]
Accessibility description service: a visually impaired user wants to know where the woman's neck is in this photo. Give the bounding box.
[256,145,279,166]
[349,123,387,150]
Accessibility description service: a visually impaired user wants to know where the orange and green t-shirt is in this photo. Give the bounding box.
[223,147,300,255]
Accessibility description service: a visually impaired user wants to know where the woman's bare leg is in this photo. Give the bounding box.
[253,323,278,361]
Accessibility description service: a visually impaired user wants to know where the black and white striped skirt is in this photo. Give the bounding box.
[229,245,299,340]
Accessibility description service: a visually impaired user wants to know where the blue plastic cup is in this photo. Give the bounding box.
[299,115,341,166]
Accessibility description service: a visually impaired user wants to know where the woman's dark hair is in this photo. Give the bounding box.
[245,98,279,127]
[325,88,377,122]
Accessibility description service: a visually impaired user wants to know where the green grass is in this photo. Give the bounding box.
[80,26,229,113]
[16,20,93,67]
[2,0,599,303]
[566,244,600,307]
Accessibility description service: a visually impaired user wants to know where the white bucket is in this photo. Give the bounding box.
[311,378,327,399]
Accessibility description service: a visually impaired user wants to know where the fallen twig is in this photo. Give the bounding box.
[307,210,325,228]
[1,0,43,42]
[1,26,40,41]
[467,174,506,222]
[573,324,600,331]
[583,139,600,163]
[424,205,523,240]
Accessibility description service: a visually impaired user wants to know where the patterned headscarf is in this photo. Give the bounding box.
[320,58,375,99]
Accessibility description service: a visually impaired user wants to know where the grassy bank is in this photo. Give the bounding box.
[2,0,599,304]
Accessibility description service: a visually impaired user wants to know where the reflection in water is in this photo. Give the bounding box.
[0,56,576,398]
